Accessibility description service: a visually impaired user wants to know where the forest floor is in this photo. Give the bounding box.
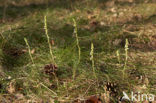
[0,0,156,103]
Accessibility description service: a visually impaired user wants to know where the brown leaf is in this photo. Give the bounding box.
[21,49,27,53]
[31,49,35,54]
[88,15,96,20]
[86,96,103,103]
[51,40,55,46]
[105,1,115,7]
[76,9,81,13]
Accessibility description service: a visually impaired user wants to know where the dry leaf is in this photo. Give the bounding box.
[76,9,80,13]
[15,93,24,100]
[100,22,105,26]
[88,15,92,19]
[105,1,115,7]
[31,49,35,54]
[51,40,55,46]
[113,39,122,46]
[86,96,103,103]
[22,49,27,53]
[49,98,55,103]
[88,15,96,20]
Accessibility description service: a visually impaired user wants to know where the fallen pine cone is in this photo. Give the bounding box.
[44,64,57,75]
